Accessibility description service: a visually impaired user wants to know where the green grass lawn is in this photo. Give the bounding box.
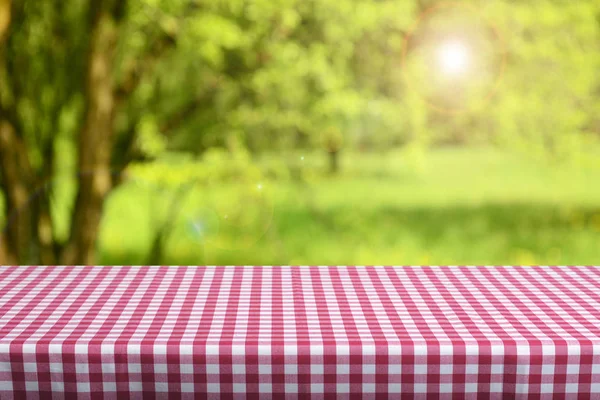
[96,147,600,265]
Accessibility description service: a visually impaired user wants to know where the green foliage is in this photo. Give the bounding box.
[4,0,599,162]
[1,0,87,169]
[483,0,600,160]
[101,0,600,159]
[127,145,264,189]
[136,115,167,158]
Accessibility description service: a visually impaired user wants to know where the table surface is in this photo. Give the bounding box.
[1,266,600,398]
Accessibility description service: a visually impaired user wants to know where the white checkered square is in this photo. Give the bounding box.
[206,364,219,374]
[155,382,169,392]
[181,383,195,393]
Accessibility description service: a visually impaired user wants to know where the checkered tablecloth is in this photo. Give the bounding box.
[1,266,600,399]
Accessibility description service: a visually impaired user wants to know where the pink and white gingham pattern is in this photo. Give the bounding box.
[1,266,600,399]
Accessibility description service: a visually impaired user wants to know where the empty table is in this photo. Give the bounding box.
[1,266,600,398]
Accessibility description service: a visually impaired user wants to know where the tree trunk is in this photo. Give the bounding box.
[0,231,11,264]
[0,120,35,264]
[0,124,59,266]
[0,0,33,265]
[1,0,131,265]
[34,188,57,265]
[328,149,340,174]
[61,6,121,265]
[0,0,10,41]
[145,183,194,265]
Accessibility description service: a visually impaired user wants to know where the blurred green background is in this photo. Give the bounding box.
[0,0,599,265]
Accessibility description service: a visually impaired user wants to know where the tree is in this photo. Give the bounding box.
[486,0,600,163]
[0,0,181,264]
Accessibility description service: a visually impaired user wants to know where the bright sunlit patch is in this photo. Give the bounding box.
[437,40,470,76]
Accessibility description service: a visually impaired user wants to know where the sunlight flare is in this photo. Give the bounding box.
[437,40,471,76]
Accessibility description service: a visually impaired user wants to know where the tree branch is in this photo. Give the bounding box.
[61,0,128,265]
[158,79,222,136]
[114,26,177,106]
[159,98,204,135]
[0,0,11,43]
